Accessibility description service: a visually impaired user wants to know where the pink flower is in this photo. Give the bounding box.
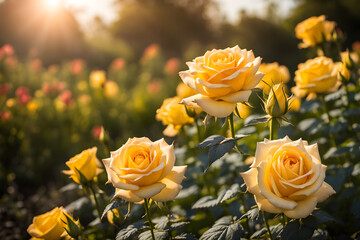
[0,84,10,95]
[110,58,125,70]
[147,80,161,93]
[1,111,11,121]
[71,59,84,75]
[92,125,102,139]
[30,59,42,71]
[143,44,159,59]
[0,44,14,59]
[60,90,73,107]
[164,58,179,75]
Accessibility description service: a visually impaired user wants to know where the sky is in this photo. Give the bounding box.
[2,0,298,31]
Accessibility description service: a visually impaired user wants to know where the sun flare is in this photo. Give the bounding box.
[44,0,61,8]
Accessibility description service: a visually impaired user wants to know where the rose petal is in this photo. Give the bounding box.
[196,78,231,89]
[195,97,236,118]
[257,161,297,210]
[240,168,258,194]
[114,189,143,203]
[283,196,318,219]
[254,191,283,214]
[162,125,179,137]
[103,158,139,191]
[314,182,336,202]
[180,94,203,109]
[158,144,175,180]
[151,166,187,202]
[132,182,166,199]
[220,90,252,103]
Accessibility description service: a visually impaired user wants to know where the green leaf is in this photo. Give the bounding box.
[312,210,343,225]
[154,216,168,230]
[300,100,321,112]
[330,121,349,134]
[116,220,145,240]
[199,216,245,240]
[101,199,126,220]
[240,207,260,221]
[351,198,360,219]
[192,184,240,209]
[194,135,225,149]
[281,216,317,240]
[174,233,196,240]
[138,230,168,240]
[207,139,236,171]
[246,115,269,125]
[170,221,190,230]
[250,227,267,239]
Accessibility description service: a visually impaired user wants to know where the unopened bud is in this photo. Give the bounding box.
[265,83,289,118]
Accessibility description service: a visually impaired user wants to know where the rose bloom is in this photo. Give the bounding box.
[0,83,10,95]
[71,59,84,75]
[104,81,119,98]
[63,147,103,184]
[156,96,194,137]
[111,58,125,70]
[292,56,340,100]
[295,15,335,48]
[27,207,75,240]
[257,62,290,94]
[241,136,335,219]
[103,137,187,202]
[165,58,180,75]
[179,45,264,118]
[59,90,73,107]
[90,70,106,88]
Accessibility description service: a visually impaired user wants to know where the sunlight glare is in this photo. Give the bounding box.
[44,0,61,8]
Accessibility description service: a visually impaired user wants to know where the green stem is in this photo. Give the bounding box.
[89,183,102,219]
[194,118,201,143]
[228,113,241,152]
[269,118,278,141]
[144,198,156,240]
[282,214,289,225]
[240,195,251,234]
[319,95,332,122]
[262,211,274,240]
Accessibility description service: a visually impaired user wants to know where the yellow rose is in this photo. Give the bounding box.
[234,103,252,119]
[107,209,121,225]
[179,45,264,117]
[257,62,290,94]
[156,96,194,137]
[63,147,103,184]
[27,100,39,113]
[337,62,350,82]
[104,81,119,98]
[241,136,335,219]
[103,137,187,202]
[289,96,301,112]
[176,82,198,99]
[265,83,289,118]
[27,207,71,240]
[295,15,335,48]
[90,70,106,88]
[340,51,358,68]
[292,56,340,99]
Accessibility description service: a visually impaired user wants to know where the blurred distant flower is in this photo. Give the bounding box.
[6,98,16,108]
[337,62,350,82]
[63,147,103,184]
[103,137,187,202]
[16,86,32,105]
[27,100,39,113]
[92,125,103,139]
[71,59,84,75]
[104,81,119,98]
[0,83,10,95]
[143,43,159,59]
[28,47,38,58]
[30,59,42,71]
[27,207,71,240]
[110,58,125,70]
[179,45,264,118]
[147,80,161,93]
[78,94,91,105]
[292,56,340,100]
[5,57,17,67]
[59,90,73,107]
[257,62,290,94]
[0,44,14,58]
[295,15,335,48]
[90,70,106,88]
[289,96,301,112]
[77,80,88,92]
[353,41,360,51]
[340,51,358,69]
[1,111,11,121]
[47,64,59,75]
[164,58,180,75]
[156,96,194,137]
[42,82,66,95]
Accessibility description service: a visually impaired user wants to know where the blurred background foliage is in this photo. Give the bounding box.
[0,0,360,238]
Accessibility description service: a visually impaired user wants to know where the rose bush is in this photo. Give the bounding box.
[295,15,335,48]
[292,56,340,99]
[103,137,187,202]
[179,45,264,117]
[241,136,335,218]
